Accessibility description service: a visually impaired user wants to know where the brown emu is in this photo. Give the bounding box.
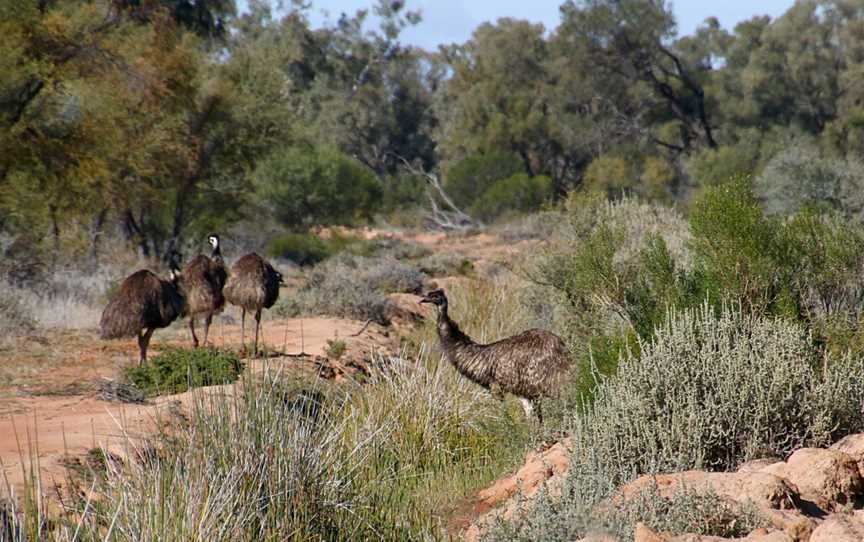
[419,288,570,422]
[223,253,282,356]
[100,254,185,365]
[181,234,227,347]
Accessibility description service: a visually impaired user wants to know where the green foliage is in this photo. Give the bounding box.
[488,305,864,540]
[688,175,785,311]
[122,347,244,397]
[470,173,553,221]
[267,232,332,266]
[254,147,383,230]
[325,338,347,360]
[584,155,636,195]
[444,151,523,209]
[7,350,528,541]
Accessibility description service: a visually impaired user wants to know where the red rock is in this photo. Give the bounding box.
[760,448,863,510]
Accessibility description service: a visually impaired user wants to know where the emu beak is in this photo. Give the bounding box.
[418,294,432,304]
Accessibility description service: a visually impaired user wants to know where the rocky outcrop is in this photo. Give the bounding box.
[460,433,864,542]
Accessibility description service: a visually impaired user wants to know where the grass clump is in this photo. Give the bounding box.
[122,347,244,397]
[6,349,527,541]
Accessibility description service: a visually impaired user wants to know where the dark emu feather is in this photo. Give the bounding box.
[224,252,282,356]
[100,254,185,365]
[180,234,227,347]
[420,288,571,423]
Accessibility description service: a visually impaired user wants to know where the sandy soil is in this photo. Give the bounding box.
[0,314,396,499]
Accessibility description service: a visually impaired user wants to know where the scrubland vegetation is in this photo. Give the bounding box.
[8,0,864,540]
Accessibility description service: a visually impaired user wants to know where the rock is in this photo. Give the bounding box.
[758,509,816,541]
[457,439,573,542]
[616,470,800,510]
[737,459,782,474]
[808,514,864,542]
[635,523,667,542]
[830,433,864,474]
[760,448,864,510]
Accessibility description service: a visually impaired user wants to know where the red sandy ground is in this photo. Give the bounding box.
[0,315,396,499]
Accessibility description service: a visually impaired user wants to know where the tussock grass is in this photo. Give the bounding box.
[3,346,527,541]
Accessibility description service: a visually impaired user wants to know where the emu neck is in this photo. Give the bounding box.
[436,306,494,388]
[211,244,223,263]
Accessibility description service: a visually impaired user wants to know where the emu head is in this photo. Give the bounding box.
[207,234,220,251]
[275,270,285,285]
[419,288,447,309]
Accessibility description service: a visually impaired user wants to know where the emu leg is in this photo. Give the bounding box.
[138,328,154,365]
[253,308,262,357]
[202,314,212,347]
[239,308,246,354]
[189,317,199,348]
[534,400,543,425]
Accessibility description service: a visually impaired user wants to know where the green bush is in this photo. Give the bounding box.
[470,173,553,221]
[123,347,244,396]
[488,305,864,541]
[253,146,382,230]
[267,232,333,266]
[444,151,524,209]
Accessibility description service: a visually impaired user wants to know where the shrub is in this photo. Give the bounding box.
[487,304,864,540]
[470,173,553,221]
[122,347,244,396]
[584,154,636,196]
[444,151,524,209]
[755,140,864,218]
[274,254,427,324]
[0,285,35,334]
[486,485,766,542]
[267,232,333,266]
[253,146,383,230]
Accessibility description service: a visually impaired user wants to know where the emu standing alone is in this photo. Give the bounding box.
[419,288,570,422]
[223,253,282,356]
[100,254,185,364]
[181,234,227,347]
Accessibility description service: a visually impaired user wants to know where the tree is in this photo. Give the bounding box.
[253,146,382,230]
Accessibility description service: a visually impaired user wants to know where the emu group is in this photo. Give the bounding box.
[100,235,282,361]
[100,236,571,423]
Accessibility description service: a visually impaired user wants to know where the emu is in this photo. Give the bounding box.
[100,253,185,365]
[181,234,227,348]
[419,288,570,422]
[223,253,282,356]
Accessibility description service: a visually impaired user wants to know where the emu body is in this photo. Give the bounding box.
[100,266,184,364]
[223,253,282,356]
[421,288,570,422]
[181,235,227,347]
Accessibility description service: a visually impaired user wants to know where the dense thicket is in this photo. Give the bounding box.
[5,0,864,257]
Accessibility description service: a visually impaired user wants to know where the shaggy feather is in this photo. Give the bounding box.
[423,289,571,402]
[100,270,183,339]
[224,253,280,311]
[181,254,226,316]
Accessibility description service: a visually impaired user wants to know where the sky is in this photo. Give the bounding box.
[241,1,796,50]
